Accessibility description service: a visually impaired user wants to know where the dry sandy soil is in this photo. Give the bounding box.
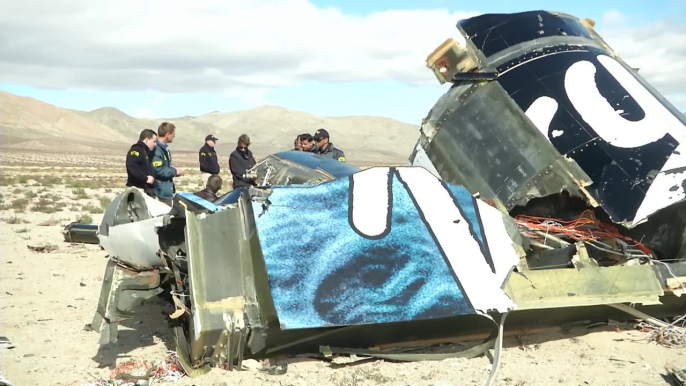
[0,151,684,386]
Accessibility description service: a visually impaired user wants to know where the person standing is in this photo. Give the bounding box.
[229,134,257,189]
[126,129,158,197]
[313,129,346,162]
[199,134,220,188]
[151,122,183,205]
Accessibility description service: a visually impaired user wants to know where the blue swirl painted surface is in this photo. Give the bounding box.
[253,174,475,329]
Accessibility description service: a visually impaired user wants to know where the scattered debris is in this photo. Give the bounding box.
[27,243,59,253]
[81,351,185,386]
[635,313,686,348]
[666,365,686,386]
[0,337,14,351]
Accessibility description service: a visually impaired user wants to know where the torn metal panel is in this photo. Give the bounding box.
[90,259,162,344]
[412,79,593,211]
[504,265,664,310]
[183,188,276,366]
[453,11,686,227]
[252,166,519,329]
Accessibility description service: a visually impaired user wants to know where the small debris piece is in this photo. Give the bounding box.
[27,244,59,253]
[0,337,14,350]
[666,366,686,386]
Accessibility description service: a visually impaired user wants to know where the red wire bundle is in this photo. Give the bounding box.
[514,209,652,255]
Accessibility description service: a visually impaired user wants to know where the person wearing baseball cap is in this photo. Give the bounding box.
[199,134,220,188]
[313,128,346,162]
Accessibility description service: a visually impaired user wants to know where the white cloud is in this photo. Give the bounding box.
[0,1,477,93]
[134,107,156,118]
[596,11,686,111]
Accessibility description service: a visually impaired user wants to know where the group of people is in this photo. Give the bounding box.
[291,129,346,162]
[126,124,345,205]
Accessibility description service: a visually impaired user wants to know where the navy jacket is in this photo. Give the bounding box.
[229,147,257,189]
[199,144,220,174]
[151,140,177,199]
[315,143,346,162]
[125,141,155,194]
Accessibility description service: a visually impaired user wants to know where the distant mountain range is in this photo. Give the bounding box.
[0,91,420,165]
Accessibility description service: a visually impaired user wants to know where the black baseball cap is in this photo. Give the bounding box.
[313,128,329,140]
[205,134,218,141]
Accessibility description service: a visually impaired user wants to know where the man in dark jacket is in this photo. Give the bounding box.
[313,128,346,162]
[299,133,317,153]
[126,129,158,197]
[194,174,222,202]
[229,134,257,189]
[199,134,220,187]
[151,122,183,205]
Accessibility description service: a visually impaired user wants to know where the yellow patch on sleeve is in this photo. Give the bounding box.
[152,160,163,167]
[337,156,346,162]
[130,150,140,156]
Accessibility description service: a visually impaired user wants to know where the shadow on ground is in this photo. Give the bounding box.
[90,296,176,369]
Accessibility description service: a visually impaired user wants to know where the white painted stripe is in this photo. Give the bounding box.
[476,199,520,286]
[397,167,515,313]
[525,96,558,139]
[632,144,686,226]
[565,56,686,148]
[351,167,391,238]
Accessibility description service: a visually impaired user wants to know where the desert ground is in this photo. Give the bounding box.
[0,149,684,386]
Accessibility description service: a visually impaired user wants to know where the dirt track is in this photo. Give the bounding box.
[0,157,684,386]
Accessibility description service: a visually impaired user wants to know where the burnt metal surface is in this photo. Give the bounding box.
[413,80,592,210]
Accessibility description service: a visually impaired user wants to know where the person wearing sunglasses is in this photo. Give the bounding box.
[229,134,258,189]
[312,128,346,162]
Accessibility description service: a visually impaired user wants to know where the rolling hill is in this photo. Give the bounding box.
[0,91,420,165]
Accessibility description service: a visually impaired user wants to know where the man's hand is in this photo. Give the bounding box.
[176,168,184,176]
[146,175,155,184]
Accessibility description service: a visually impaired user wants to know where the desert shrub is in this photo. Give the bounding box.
[99,196,112,208]
[0,176,16,186]
[25,191,37,199]
[83,203,104,214]
[37,176,63,186]
[15,227,29,233]
[18,176,29,184]
[31,198,60,213]
[10,199,28,211]
[77,214,93,224]
[72,188,88,200]
[4,215,28,224]
[68,179,100,189]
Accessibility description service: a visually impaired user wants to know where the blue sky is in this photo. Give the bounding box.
[1,0,684,124]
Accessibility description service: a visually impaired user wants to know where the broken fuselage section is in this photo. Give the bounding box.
[412,10,686,262]
[90,153,524,373]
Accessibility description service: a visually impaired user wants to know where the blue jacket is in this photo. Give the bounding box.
[151,140,177,199]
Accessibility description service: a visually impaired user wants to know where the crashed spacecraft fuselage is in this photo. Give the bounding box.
[90,151,523,373]
[413,10,686,261]
[86,11,686,378]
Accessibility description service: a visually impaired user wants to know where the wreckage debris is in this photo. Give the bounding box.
[27,243,59,253]
[78,11,686,386]
[81,351,186,386]
[635,313,686,348]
